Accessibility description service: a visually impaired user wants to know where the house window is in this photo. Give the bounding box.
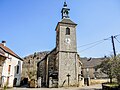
[8,65,11,74]
[18,61,20,64]
[16,65,19,74]
[66,27,70,35]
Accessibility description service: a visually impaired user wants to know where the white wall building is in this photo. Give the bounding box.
[0,41,23,87]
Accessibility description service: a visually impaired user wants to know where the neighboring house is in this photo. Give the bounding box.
[37,2,82,88]
[81,57,108,79]
[0,41,23,87]
[0,52,6,86]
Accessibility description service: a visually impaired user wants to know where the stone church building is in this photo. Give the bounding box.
[37,2,82,88]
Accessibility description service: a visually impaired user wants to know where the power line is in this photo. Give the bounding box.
[78,40,103,48]
[79,40,106,53]
[77,34,120,54]
[114,37,120,44]
[77,37,110,48]
[114,34,120,37]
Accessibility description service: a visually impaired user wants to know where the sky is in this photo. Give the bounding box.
[0,0,120,58]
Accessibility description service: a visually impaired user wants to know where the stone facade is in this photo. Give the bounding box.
[57,24,77,52]
[56,20,79,87]
[37,48,58,87]
[81,57,108,79]
[37,2,82,88]
[37,50,81,87]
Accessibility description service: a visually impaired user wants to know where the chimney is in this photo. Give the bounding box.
[2,41,6,46]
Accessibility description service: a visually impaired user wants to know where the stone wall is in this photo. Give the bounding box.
[59,24,77,52]
[58,52,78,87]
[90,79,109,85]
[37,49,59,87]
[82,68,108,79]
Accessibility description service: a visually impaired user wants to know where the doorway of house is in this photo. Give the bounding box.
[13,78,17,86]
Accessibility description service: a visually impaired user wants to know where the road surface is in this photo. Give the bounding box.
[8,84,102,90]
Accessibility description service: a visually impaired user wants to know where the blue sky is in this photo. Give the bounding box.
[0,0,120,58]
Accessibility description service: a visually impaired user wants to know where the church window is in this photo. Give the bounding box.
[66,27,70,35]
[81,71,83,77]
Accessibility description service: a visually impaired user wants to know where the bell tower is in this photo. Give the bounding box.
[56,1,79,87]
[61,1,70,19]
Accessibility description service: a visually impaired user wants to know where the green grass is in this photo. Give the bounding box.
[104,83,119,87]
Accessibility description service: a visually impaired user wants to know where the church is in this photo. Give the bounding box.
[37,2,82,88]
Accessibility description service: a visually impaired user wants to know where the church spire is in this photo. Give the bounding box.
[61,1,70,19]
[64,1,67,7]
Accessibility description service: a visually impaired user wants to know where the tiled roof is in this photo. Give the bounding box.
[81,58,105,68]
[0,52,6,57]
[0,43,22,60]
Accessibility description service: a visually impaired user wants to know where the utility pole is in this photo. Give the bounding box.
[111,36,116,57]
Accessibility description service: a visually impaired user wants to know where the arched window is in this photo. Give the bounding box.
[66,27,70,35]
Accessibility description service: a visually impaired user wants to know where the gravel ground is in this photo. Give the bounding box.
[7,84,102,90]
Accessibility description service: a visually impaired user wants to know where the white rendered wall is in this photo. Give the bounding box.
[2,53,23,87]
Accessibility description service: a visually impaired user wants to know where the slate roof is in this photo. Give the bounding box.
[55,18,77,31]
[59,19,77,25]
[80,57,105,68]
[0,43,23,60]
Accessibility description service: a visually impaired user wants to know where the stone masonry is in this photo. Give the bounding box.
[37,2,82,88]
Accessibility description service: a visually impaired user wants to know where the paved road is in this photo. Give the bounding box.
[8,84,102,90]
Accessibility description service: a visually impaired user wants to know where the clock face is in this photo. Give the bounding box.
[65,38,71,44]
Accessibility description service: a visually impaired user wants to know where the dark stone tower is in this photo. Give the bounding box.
[56,1,79,87]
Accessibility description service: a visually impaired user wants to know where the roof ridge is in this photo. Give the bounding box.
[59,18,77,25]
[0,43,22,60]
